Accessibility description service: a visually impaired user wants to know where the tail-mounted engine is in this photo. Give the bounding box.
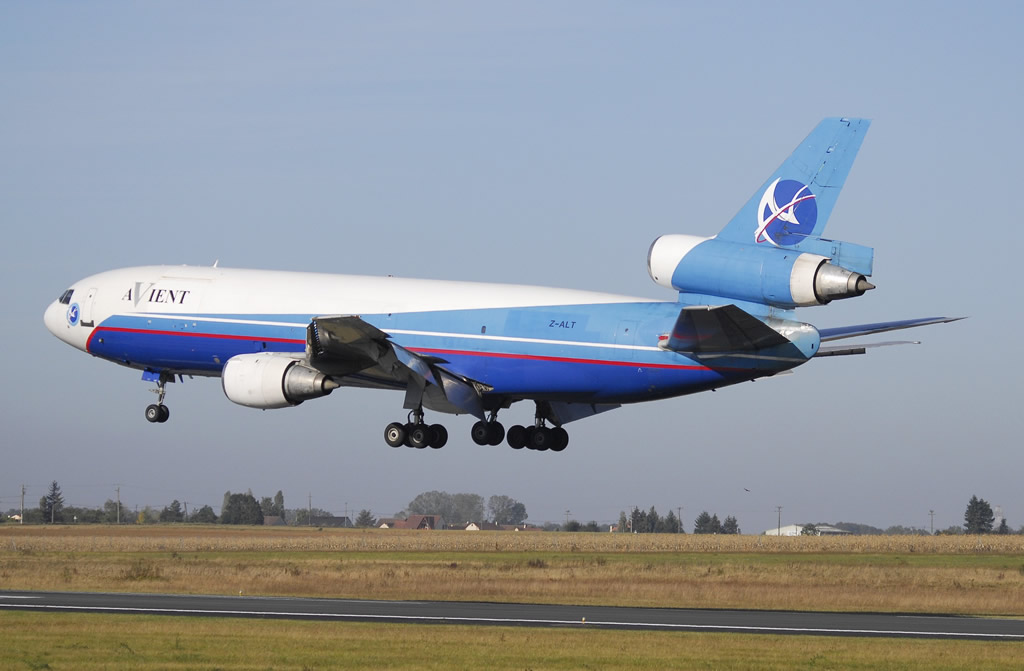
[222,353,339,409]
[647,234,874,308]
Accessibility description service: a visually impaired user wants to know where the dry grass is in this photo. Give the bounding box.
[2,611,1022,671]
[3,525,1024,615]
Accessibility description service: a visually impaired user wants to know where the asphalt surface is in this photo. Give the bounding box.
[2,591,1023,640]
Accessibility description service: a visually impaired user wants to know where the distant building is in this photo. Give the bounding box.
[763,524,852,536]
[379,514,443,530]
[310,516,353,528]
[263,516,287,527]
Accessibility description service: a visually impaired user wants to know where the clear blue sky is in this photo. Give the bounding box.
[3,2,1020,532]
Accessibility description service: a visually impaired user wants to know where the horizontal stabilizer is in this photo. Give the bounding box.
[818,317,963,342]
[665,304,789,353]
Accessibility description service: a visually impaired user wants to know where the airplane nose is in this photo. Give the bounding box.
[44,300,72,342]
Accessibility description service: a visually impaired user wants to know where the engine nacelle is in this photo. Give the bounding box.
[647,234,874,308]
[221,353,339,409]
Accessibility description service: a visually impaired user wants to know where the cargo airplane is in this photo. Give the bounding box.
[44,118,959,452]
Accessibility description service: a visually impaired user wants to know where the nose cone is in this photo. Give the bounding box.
[44,300,79,347]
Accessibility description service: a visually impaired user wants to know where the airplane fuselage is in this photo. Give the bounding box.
[44,265,811,407]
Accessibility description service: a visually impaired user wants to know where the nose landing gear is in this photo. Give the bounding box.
[144,373,172,423]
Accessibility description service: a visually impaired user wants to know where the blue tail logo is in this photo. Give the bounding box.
[755,178,817,246]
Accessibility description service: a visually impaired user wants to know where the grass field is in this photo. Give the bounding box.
[2,611,1022,670]
[3,525,1024,615]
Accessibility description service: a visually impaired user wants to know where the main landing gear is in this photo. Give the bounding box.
[144,374,171,424]
[505,420,568,452]
[384,408,449,449]
[380,405,569,452]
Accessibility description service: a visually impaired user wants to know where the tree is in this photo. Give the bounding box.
[630,507,647,533]
[220,493,264,525]
[964,495,995,534]
[661,509,681,534]
[720,515,740,534]
[159,500,184,523]
[564,520,582,532]
[190,505,217,523]
[273,491,285,521]
[646,506,661,533]
[997,519,1010,534]
[487,495,528,525]
[801,523,818,536]
[40,481,65,524]
[355,509,376,528]
[617,511,628,533]
[407,491,484,526]
[694,511,718,534]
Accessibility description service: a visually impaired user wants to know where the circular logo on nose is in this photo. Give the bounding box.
[67,303,80,326]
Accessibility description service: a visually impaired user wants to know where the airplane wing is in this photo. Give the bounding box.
[664,304,789,353]
[817,316,964,342]
[308,315,488,419]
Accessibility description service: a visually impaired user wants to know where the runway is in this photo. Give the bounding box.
[2,591,1022,640]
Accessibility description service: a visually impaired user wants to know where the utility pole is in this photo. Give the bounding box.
[929,509,935,535]
[677,506,683,533]
[308,493,312,526]
[183,501,188,521]
[116,486,121,525]
[21,484,25,524]
[564,509,571,528]
[776,506,783,536]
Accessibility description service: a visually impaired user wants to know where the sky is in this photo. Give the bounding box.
[2,2,1021,533]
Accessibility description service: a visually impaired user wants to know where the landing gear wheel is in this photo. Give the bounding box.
[487,421,505,446]
[507,425,527,450]
[145,404,162,423]
[409,424,430,449]
[428,424,448,449]
[157,404,170,423]
[471,420,491,446]
[528,426,551,451]
[385,422,407,447]
[550,427,568,452]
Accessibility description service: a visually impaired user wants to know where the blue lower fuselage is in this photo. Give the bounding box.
[86,301,804,405]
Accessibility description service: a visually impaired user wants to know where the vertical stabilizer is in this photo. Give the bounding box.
[716,117,870,247]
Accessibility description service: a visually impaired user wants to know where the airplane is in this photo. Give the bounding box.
[44,117,960,452]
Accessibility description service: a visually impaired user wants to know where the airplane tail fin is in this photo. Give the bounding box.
[716,117,871,246]
[647,118,875,310]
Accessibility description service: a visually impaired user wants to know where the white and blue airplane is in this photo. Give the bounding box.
[44,118,958,452]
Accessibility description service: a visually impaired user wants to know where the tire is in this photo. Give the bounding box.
[409,424,430,449]
[529,427,551,451]
[487,421,505,446]
[404,422,416,447]
[384,422,406,447]
[507,425,527,449]
[470,420,491,445]
[157,405,170,423]
[145,404,162,423]
[429,424,448,449]
[550,427,568,452]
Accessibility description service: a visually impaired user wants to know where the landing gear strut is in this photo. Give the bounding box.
[144,374,171,423]
[385,408,448,449]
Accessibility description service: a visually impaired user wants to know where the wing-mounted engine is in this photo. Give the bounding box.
[221,353,339,409]
[647,234,875,309]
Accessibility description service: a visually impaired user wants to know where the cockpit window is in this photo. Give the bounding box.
[58,289,74,305]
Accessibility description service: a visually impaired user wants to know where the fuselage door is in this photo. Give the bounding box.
[80,287,99,327]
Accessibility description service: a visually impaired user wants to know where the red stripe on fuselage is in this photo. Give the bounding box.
[86,327,715,371]
[409,347,711,371]
[85,326,305,353]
